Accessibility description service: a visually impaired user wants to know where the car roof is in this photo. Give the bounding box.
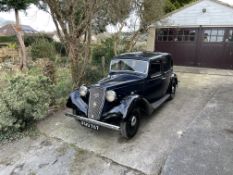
[112,52,170,61]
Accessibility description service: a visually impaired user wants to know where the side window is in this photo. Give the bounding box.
[150,62,161,77]
[228,30,233,42]
[203,29,225,42]
[157,28,196,42]
[162,56,171,72]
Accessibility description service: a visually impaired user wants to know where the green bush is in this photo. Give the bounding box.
[53,67,72,107]
[24,35,53,47]
[0,74,54,133]
[0,36,17,43]
[54,42,67,56]
[25,35,67,57]
[91,38,115,69]
[83,65,104,85]
[31,39,56,61]
[43,61,56,84]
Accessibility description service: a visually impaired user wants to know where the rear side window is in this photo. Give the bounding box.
[162,56,171,72]
[150,62,161,76]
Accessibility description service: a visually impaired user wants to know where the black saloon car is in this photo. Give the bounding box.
[66,52,178,138]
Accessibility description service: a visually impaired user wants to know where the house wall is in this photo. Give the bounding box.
[158,0,233,27]
[146,27,156,51]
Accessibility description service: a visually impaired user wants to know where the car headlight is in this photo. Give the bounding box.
[80,85,88,97]
[106,90,117,102]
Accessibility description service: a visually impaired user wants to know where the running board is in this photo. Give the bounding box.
[151,94,170,110]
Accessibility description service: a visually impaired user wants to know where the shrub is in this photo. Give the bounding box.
[53,67,72,107]
[31,39,56,61]
[54,42,67,57]
[91,38,115,69]
[83,65,104,85]
[43,61,56,84]
[0,36,17,43]
[24,35,53,47]
[0,74,53,133]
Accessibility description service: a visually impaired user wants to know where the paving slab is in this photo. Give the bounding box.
[0,135,142,175]
[161,85,233,175]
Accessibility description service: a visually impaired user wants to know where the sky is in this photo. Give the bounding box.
[0,0,233,33]
[0,4,56,32]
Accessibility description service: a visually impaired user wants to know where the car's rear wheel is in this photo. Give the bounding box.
[120,108,140,139]
[169,81,176,100]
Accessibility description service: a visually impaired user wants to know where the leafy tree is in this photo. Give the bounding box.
[124,0,164,52]
[108,0,164,54]
[165,0,196,13]
[39,0,105,86]
[40,0,164,85]
[0,0,36,70]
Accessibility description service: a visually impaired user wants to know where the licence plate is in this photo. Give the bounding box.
[80,121,99,130]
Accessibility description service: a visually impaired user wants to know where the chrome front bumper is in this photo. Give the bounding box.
[65,112,120,131]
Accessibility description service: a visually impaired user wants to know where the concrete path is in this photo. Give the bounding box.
[174,66,233,76]
[0,135,142,175]
[162,85,233,175]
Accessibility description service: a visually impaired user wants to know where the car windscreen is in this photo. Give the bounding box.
[110,59,148,74]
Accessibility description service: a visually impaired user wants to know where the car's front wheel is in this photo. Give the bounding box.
[120,108,140,139]
[72,108,82,122]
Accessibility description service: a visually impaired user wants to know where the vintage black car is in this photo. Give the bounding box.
[66,52,178,138]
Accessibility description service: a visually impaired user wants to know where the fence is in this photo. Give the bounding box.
[0,47,18,63]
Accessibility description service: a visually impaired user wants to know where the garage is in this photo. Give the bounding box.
[147,0,233,69]
[156,27,233,69]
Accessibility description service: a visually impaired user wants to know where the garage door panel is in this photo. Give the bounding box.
[155,28,197,66]
[156,43,196,66]
[155,27,233,70]
[198,44,225,68]
[198,28,229,69]
[224,29,233,69]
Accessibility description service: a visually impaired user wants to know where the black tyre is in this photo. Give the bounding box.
[72,109,81,122]
[169,81,176,100]
[120,108,140,139]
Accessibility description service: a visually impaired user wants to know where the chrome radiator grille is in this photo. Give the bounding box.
[88,87,105,120]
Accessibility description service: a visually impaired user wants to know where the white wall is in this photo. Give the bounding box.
[146,27,156,51]
[158,0,233,27]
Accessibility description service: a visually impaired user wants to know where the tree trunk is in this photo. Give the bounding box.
[68,41,79,87]
[87,20,92,62]
[15,9,27,71]
[68,40,87,88]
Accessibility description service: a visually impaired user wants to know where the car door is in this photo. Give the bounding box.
[161,55,172,95]
[144,60,164,102]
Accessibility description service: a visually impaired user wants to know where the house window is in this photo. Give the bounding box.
[203,29,225,42]
[228,30,233,42]
[157,28,196,42]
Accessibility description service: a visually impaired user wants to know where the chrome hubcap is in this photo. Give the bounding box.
[172,86,175,94]
[131,116,137,126]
